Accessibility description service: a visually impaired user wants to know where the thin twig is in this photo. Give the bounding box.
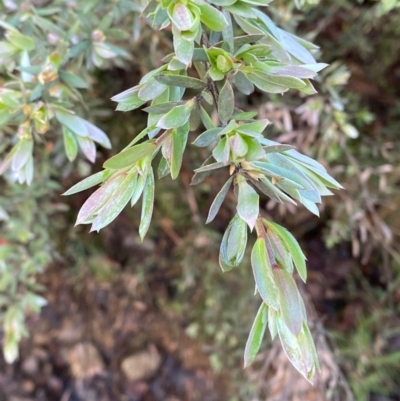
[201,29,219,106]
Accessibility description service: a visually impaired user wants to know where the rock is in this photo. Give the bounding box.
[121,346,161,382]
[66,342,104,379]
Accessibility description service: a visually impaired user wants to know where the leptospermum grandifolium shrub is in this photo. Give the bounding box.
[0,0,342,382]
[64,1,342,382]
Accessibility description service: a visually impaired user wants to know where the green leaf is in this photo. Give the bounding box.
[232,71,254,95]
[208,66,224,81]
[155,74,206,89]
[63,127,78,162]
[76,174,125,225]
[63,171,106,196]
[278,29,316,65]
[193,127,222,147]
[222,9,234,53]
[219,214,248,271]
[123,126,160,150]
[131,173,147,206]
[173,26,194,65]
[236,119,270,136]
[232,34,265,49]
[271,65,317,79]
[298,322,320,372]
[251,238,279,310]
[143,102,183,114]
[244,303,268,367]
[250,161,309,191]
[273,268,303,336]
[268,307,278,340]
[56,110,88,137]
[103,142,156,170]
[209,0,236,7]
[237,177,259,230]
[111,87,140,102]
[171,123,189,179]
[232,111,258,120]
[230,133,248,158]
[91,172,137,231]
[138,78,167,101]
[139,168,155,240]
[12,140,33,171]
[207,176,233,223]
[212,137,230,164]
[286,152,343,189]
[218,80,234,123]
[198,3,228,31]
[245,72,288,94]
[83,120,112,149]
[200,106,215,130]
[255,71,306,90]
[265,221,307,282]
[6,31,34,51]
[226,2,258,18]
[277,317,312,383]
[158,157,170,179]
[193,161,226,174]
[267,229,293,273]
[76,136,96,163]
[264,144,294,154]
[157,102,194,129]
[171,3,195,31]
[59,70,89,89]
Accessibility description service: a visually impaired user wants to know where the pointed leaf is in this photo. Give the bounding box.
[173,27,194,65]
[56,110,88,137]
[206,176,233,223]
[59,70,89,89]
[155,74,206,89]
[91,172,137,231]
[219,214,248,271]
[76,174,125,225]
[171,3,195,31]
[138,78,167,101]
[193,128,222,147]
[63,171,105,196]
[12,140,33,171]
[237,177,259,230]
[268,307,278,340]
[139,168,155,240]
[131,173,147,206]
[76,136,96,163]
[82,120,112,149]
[251,238,279,310]
[277,317,313,383]
[218,80,234,123]
[273,268,303,336]
[157,103,193,129]
[103,142,156,170]
[63,127,78,162]
[265,221,307,282]
[244,303,268,367]
[198,3,228,31]
[171,123,189,179]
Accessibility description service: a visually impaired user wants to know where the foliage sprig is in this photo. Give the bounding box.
[0,0,343,382]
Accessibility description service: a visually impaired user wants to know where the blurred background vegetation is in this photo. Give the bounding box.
[0,0,400,400]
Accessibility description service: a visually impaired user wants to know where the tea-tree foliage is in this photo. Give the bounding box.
[0,0,342,382]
